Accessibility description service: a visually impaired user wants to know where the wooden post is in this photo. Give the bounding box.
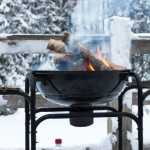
[107,100,118,150]
[107,100,132,150]
[108,17,132,150]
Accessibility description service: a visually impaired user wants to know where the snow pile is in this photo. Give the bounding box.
[0,109,112,150]
[0,95,7,106]
[0,40,48,53]
[0,34,12,38]
[110,16,135,69]
[131,106,150,150]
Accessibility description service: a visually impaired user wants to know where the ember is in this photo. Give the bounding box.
[87,63,95,71]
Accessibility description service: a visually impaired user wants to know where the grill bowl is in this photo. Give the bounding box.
[32,70,129,106]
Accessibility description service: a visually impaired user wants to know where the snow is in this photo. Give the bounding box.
[0,95,8,106]
[131,106,150,150]
[0,109,112,150]
[123,90,135,109]
[0,40,48,53]
[0,34,12,38]
[136,33,150,38]
[111,118,118,133]
[0,107,150,149]
[110,16,133,69]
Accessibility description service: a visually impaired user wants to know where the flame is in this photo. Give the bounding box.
[88,63,95,71]
[87,47,111,71]
[97,47,110,68]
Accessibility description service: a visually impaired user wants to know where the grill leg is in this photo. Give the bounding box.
[138,90,143,150]
[130,72,143,150]
[25,78,30,150]
[118,95,123,150]
[30,74,36,150]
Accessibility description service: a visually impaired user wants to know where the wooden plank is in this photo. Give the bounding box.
[0,34,63,41]
[132,92,150,105]
[107,100,118,150]
[131,39,150,54]
[107,99,132,150]
[122,104,132,150]
[0,34,110,41]
[0,34,110,54]
[0,94,60,108]
[127,81,150,89]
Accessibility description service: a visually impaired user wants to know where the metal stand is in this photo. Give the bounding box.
[0,87,31,150]
[24,71,145,150]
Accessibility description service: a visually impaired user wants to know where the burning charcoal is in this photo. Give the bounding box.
[108,62,127,70]
[69,65,87,71]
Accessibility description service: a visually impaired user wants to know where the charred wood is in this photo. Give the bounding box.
[47,32,126,71]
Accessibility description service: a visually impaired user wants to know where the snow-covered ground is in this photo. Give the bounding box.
[0,107,150,150]
[0,109,111,150]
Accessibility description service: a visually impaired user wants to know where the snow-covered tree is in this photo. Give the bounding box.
[106,0,150,33]
[0,0,32,33]
[60,0,74,32]
[128,0,150,33]
[132,54,150,81]
[0,0,73,115]
[28,0,63,34]
[0,0,74,86]
[105,0,130,17]
[0,0,73,34]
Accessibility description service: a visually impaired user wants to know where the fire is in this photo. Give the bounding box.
[87,47,111,71]
[97,47,110,68]
[88,63,95,71]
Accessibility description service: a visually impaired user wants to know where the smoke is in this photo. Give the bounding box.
[56,0,111,70]
[71,0,105,34]
[68,0,110,64]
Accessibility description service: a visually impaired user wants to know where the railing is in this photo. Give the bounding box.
[0,34,110,108]
[0,34,149,150]
[108,34,150,150]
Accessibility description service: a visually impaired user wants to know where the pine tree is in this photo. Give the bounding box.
[0,0,32,33]
[105,0,130,18]
[0,0,74,87]
[0,0,74,115]
[128,0,150,33]
[60,0,74,32]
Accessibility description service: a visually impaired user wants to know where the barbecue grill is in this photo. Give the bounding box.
[24,70,144,150]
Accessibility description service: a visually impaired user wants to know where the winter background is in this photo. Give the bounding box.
[0,0,150,149]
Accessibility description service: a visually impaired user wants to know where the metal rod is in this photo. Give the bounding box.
[35,106,118,114]
[128,72,143,150]
[143,90,150,100]
[35,112,139,129]
[117,84,141,150]
[0,87,31,150]
[118,94,123,150]
[25,77,30,150]
[30,74,36,150]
